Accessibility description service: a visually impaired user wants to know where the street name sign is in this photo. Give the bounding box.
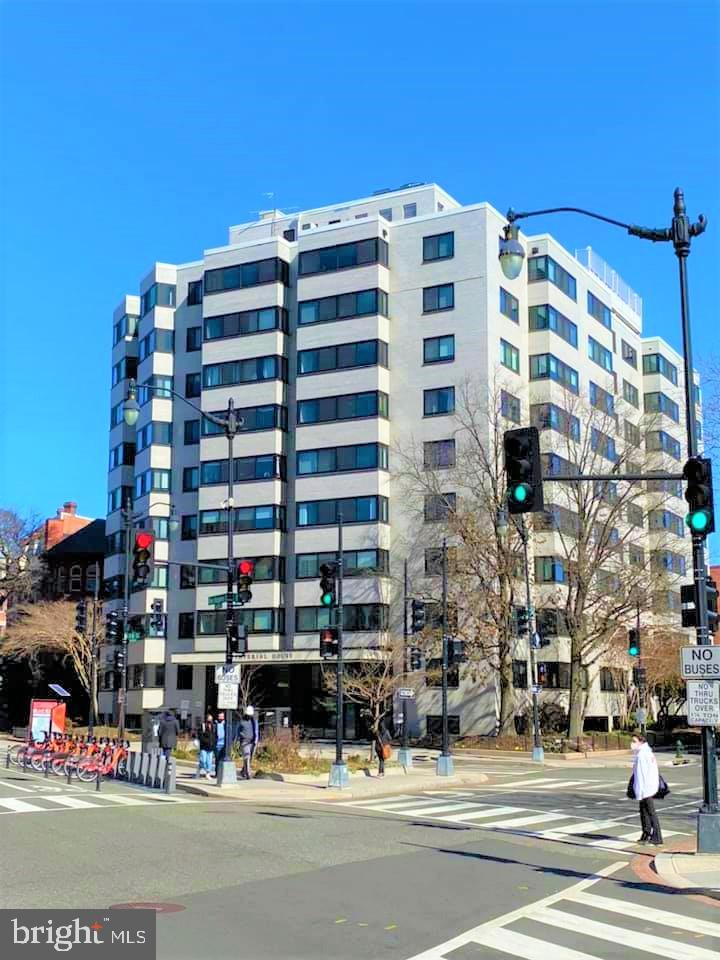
[680,645,720,679]
[217,681,239,710]
[215,664,242,683]
[398,688,415,700]
[635,707,647,725]
[687,680,720,726]
[208,593,239,607]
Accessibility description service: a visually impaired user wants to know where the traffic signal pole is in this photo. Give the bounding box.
[329,512,349,788]
[518,516,543,763]
[118,496,133,738]
[88,561,100,738]
[398,559,412,768]
[436,539,454,776]
[218,401,239,787]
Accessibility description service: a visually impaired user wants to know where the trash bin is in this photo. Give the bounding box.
[141,709,161,755]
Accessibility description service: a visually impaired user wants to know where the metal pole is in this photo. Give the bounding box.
[436,539,453,776]
[398,559,412,768]
[118,497,132,738]
[636,601,647,736]
[673,189,719,850]
[88,561,100,738]
[218,400,238,787]
[520,516,543,762]
[329,512,348,787]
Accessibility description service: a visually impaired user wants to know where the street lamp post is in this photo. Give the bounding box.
[123,380,244,785]
[436,538,454,776]
[329,512,349,788]
[499,189,718,851]
[397,559,413,769]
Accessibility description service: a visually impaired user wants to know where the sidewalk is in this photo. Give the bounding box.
[654,849,720,894]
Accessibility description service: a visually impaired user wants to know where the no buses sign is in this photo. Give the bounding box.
[680,646,720,680]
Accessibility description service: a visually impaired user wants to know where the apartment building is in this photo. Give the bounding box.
[101,182,698,735]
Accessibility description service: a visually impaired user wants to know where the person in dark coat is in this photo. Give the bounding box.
[158,710,180,758]
[195,717,216,778]
[374,717,391,777]
[237,707,257,780]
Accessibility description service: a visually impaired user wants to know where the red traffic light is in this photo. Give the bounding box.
[135,531,155,550]
[238,559,255,577]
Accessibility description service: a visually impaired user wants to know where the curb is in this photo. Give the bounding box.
[630,838,720,907]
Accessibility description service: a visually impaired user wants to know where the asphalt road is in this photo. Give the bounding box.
[1,758,717,959]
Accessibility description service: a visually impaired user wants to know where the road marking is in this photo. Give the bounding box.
[540,818,621,836]
[571,890,720,938]
[530,780,589,790]
[0,797,44,812]
[43,795,102,809]
[392,802,480,817]
[486,812,570,829]
[98,794,154,806]
[344,795,436,808]
[439,805,519,823]
[469,926,598,960]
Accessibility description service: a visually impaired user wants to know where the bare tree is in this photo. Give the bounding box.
[0,509,45,615]
[237,663,264,712]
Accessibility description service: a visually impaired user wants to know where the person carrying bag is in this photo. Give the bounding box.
[626,734,668,845]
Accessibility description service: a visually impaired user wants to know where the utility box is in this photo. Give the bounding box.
[141,709,161,754]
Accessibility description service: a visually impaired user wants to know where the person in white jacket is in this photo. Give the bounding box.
[631,734,663,845]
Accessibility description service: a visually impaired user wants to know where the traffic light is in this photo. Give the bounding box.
[113,648,125,673]
[411,599,426,634]
[503,426,544,514]
[684,457,715,536]
[681,580,719,632]
[132,531,155,586]
[448,638,465,666]
[628,628,640,657]
[409,647,422,671]
[237,559,255,605]
[150,598,164,632]
[515,606,529,636]
[75,600,87,635]
[319,563,337,608]
[226,620,247,661]
[106,611,121,642]
[319,626,339,658]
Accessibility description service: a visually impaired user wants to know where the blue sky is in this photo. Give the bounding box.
[1,1,718,533]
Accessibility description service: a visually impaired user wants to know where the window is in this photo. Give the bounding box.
[589,381,614,416]
[297,443,388,476]
[178,613,195,639]
[628,546,645,567]
[644,392,680,422]
[297,496,388,527]
[500,287,519,323]
[643,353,678,384]
[588,336,613,372]
[68,565,82,592]
[183,467,199,492]
[623,379,639,408]
[105,530,125,556]
[423,335,454,364]
[646,430,682,460]
[648,509,684,537]
[296,550,389,579]
[113,313,139,344]
[134,469,171,498]
[531,403,580,441]
[140,375,173,402]
[181,515,197,540]
[138,328,174,361]
[379,208,392,221]
[501,390,521,424]
[204,257,289,293]
[298,238,388,276]
[528,304,578,347]
[136,421,172,451]
[534,557,566,583]
[424,493,456,522]
[537,662,571,689]
[197,609,284,635]
[108,486,132,513]
[622,340,637,368]
[204,306,288,341]
[184,419,200,445]
[298,390,388,425]
[528,255,577,300]
[141,282,176,315]
[587,291,612,329]
[536,609,568,638]
[176,665,193,691]
[591,428,617,462]
[187,280,203,306]
[426,659,459,688]
[423,232,454,262]
[111,357,138,387]
[424,386,455,417]
[195,556,283,585]
[424,439,456,469]
[537,505,579,538]
[200,454,285,485]
[298,289,388,326]
[186,326,202,351]
[423,283,454,313]
[403,203,417,218]
[624,420,641,448]
[600,667,623,692]
[529,354,579,394]
[298,339,388,375]
[542,453,577,478]
[652,550,686,576]
[108,442,136,470]
[296,605,389,632]
[110,402,125,428]
[512,660,528,689]
[202,403,287,435]
[185,373,201,398]
[198,505,285,535]
[500,339,520,373]
[647,478,683,497]
[203,355,287,389]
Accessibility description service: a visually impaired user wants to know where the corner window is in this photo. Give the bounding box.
[499,287,519,323]
[501,390,521,424]
[403,203,417,218]
[187,280,203,306]
[500,339,520,374]
[186,326,202,352]
[185,373,201,398]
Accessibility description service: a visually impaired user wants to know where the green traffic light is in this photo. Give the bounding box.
[628,645,639,657]
[688,510,710,533]
[510,483,530,503]
[321,592,334,606]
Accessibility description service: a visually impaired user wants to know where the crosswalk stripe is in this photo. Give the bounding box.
[486,777,561,788]
[422,790,477,797]
[588,827,682,850]
[98,794,156,806]
[468,926,598,960]
[391,802,481,816]
[439,805,519,823]
[487,812,571,830]
[0,797,42,813]
[541,818,621,836]
[531,780,588,790]
[571,890,720,937]
[343,794,433,809]
[43,796,101,809]
[531,904,719,960]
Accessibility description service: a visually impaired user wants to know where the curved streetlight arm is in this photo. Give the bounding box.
[126,379,232,432]
[506,205,634,233]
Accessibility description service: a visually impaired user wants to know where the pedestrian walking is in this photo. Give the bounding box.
[158,709,180,759]
[374,717,391,777]
[237,707,257,780]
[214,711,226,773]
[629,734,664,845]
[195,718,216,778]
